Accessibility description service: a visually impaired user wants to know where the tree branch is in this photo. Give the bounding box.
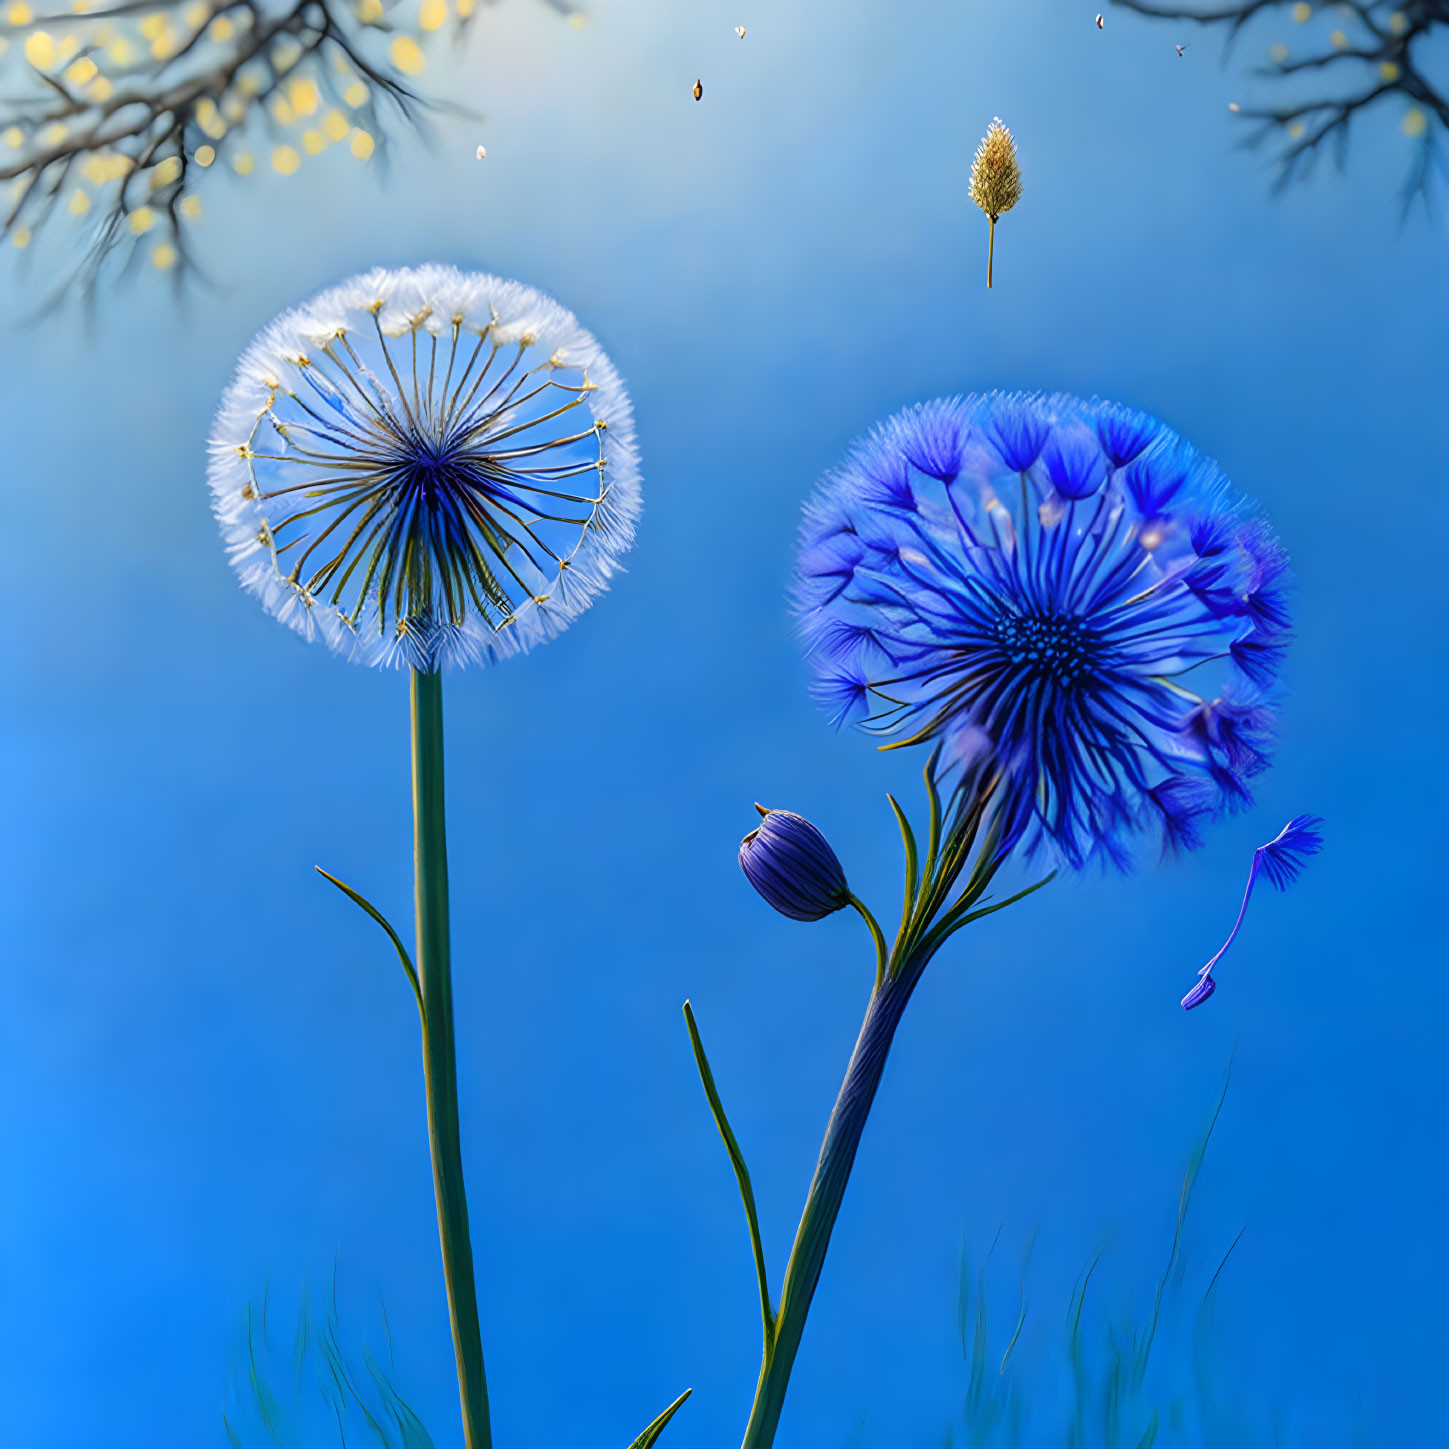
[1110,0,1449,205]
[0,0,571,308]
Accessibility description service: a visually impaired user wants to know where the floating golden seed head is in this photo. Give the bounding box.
[969,117,1021,222]
[693,78,703,101]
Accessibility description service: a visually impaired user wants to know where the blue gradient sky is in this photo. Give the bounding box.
[3,1,1447,1445]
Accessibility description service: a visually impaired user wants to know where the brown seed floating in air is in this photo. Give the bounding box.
[693,78,703,100]
[735,24,746,37]
[968,116,1022,291]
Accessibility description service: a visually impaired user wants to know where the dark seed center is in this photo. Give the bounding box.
[991,608,1099,687]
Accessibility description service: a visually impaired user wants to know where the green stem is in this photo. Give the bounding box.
[410,667,492,1449]
[846,893,888,991]
[738,961,926,1449]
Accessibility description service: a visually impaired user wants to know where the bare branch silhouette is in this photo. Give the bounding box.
[0,0,572,306]
[1112,0,1449,208]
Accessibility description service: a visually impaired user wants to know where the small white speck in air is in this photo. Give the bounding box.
[1228,101,1241,111]
[475,144,487,159]
[735,24,745,37]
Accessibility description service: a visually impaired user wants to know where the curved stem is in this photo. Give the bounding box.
[738,961,926,1449]
[411,667,492,1449]
[846,893,889,990]
[732,777,1026,1448]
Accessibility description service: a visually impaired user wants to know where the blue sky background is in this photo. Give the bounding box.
[3,0,1447,1445]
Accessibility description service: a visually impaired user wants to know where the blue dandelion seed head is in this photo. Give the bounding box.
[208,264,641,671]
[794,391,1293,871]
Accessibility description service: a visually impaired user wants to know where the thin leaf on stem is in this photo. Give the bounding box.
[625,1388,692,1449]
[315,866,425,1027]
[682,1002,775,1360]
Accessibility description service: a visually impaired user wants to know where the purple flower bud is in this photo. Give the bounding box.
[1180,973,1217,1011]
[739,805,851,922]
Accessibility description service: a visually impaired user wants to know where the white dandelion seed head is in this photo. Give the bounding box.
[207,263,640,671]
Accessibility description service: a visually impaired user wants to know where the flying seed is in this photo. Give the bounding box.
[475,144,487,158]
[1228,101,1241,111]
[1176,43,1187,56]
[1095,13,1103,27]
[693,78,703,100]
[735,24,745,37]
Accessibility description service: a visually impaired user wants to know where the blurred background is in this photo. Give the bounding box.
[2,0,1446,1444]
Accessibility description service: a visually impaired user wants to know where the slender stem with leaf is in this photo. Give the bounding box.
[318,669,689,1449]
[686,752,1052,1449]
[409,667,491,1449]
[321,668,491,1449]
